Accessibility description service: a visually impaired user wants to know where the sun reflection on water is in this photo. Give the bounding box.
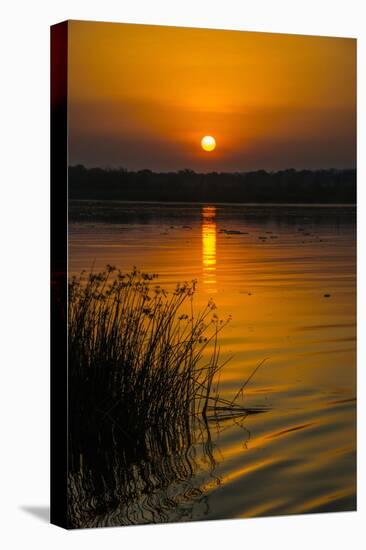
[202,206,217,292]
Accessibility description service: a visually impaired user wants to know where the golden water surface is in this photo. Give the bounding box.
[69,201,356,522]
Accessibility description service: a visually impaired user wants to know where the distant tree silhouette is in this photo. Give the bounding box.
[68,166,356,204]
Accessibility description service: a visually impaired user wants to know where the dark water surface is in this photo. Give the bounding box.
[68,201,356,525]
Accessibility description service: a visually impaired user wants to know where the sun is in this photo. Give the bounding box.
[201,135,216,152]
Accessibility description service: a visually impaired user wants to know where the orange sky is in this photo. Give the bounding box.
[68,20,356,172]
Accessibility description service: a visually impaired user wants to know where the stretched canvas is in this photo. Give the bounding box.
[51,20,357,529]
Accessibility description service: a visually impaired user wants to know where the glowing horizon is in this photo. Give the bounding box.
[68,21,356,172]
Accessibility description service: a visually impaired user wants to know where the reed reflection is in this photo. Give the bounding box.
[202,206,217,292]
[68,417,218,527]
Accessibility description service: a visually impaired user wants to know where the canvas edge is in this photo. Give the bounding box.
[50,20,69,530]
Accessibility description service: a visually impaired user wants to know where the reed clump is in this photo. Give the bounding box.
[67,266,271,526]
[68,267,228,469]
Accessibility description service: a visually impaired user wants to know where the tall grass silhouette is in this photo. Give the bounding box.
[67,266,230,526]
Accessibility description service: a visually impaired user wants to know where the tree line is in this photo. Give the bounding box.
[69,165,356,204]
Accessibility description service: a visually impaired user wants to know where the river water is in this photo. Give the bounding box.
[68,201,356,524]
